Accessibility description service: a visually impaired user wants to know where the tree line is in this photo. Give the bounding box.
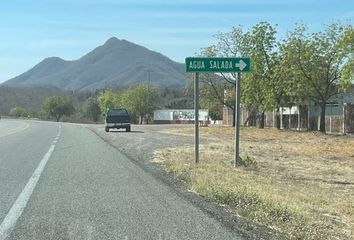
[6,84,165,123]
[97,84,160,124]
[194,21,353,132]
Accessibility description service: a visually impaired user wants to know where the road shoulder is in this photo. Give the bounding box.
[87,124,275,240]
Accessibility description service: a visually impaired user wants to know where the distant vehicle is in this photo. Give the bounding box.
[105,108,131,132]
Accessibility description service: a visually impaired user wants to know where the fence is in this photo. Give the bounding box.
[223,103,354,134]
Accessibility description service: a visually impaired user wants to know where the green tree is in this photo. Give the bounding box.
[82,97,101,122]
[121,84,159,124]
[197,44,239,126]
[9,107,28,117]
[282,23,354,132]
[242,22,280,128]
[42,96,75,122]
[339,26,354,91]
[97,90,121,113]
[199,23,280,128]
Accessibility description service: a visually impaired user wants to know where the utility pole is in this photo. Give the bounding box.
[146,70,152,124]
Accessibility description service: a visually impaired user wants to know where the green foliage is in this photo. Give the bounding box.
[198,23,280,127]
[97,90,121,113]
[242,22,279,128]
[82,97,101,122]
[96,85,160,123]
[238,155,257,167]
[121,84,160,124]
[198,21,353,132]
[281,22,353,132]
[9,107,28,117]
[42,96,75,122]
[197,40,241,126]
[339,26,354,92]
[199,80,224,121]
[185,74,225,122]
[0,86,65,116]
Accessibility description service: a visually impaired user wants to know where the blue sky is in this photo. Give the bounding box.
[0,0,353,83]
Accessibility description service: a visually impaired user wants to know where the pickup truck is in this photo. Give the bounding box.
[105,108,131,132]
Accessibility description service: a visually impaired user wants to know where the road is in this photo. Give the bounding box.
[0,119,242,240]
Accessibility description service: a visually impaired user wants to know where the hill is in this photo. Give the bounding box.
[3,37,187,91]
[0,85,63,115]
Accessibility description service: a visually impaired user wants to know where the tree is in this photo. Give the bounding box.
[339,26,354,91]
[185,75,225,122]
[9,107,28,117]
[241,22,280,128]
[199,23,280,128]
[97,90,121,113]
[121,84,159,124]
[160,88,193,109]
[42,96,75,122]
[283,23,354,132]
[196,39,244,126]
[82,97,101,122]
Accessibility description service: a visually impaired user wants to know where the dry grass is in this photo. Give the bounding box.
[154,126,354,240]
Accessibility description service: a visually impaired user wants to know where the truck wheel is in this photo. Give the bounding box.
[126,126,131,132]
[105,127,109,132]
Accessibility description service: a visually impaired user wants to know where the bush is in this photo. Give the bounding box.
[234,155,257,167]
[9,107,28,117]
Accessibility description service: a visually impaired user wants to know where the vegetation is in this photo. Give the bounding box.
[121,84,160,124]
[156,126,354,239]
[0,85,64,116]
[97,90,121,113]
[281,23,354,132]
[242,22,279,128]
[197,22,354,132]
[161,88,193,109]
[42,95,75,122]
[97,84,160,124]
[8,107,28,118]
[1,22,352,132]
[185,74,225,122]
[82,97,101,123]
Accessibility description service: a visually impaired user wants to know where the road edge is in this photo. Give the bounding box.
[86,125,276,240]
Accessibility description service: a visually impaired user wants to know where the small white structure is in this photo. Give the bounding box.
[154,109,209,124]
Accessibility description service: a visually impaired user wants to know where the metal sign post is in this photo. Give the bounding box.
[194,72,199,164]
[186,57,250,165]
[234,72,241,167]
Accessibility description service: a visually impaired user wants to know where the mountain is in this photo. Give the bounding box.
[3,37,187,91]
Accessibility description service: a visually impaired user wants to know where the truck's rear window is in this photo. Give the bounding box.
[107,109,128,116]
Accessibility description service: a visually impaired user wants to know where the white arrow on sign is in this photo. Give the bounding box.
[235,60,247,71]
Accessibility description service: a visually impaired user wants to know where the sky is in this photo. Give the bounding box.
[0,0,353,83]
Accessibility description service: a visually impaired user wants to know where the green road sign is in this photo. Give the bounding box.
[186,57,251,73]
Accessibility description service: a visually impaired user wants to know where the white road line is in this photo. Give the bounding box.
[0,127,60,240]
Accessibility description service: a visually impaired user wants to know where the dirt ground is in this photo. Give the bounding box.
[156,126,354,239]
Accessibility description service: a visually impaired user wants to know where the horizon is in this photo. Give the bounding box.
[1,0,353,83]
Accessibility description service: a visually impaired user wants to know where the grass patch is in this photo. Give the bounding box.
[154,126,354,239]
[238,155,257,167]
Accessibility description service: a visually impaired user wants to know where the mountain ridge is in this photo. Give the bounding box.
[4,37,187,91]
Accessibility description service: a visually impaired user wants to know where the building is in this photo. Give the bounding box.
[153,109,209,124]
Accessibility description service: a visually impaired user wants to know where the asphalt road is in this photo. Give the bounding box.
[0,119,242,240]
